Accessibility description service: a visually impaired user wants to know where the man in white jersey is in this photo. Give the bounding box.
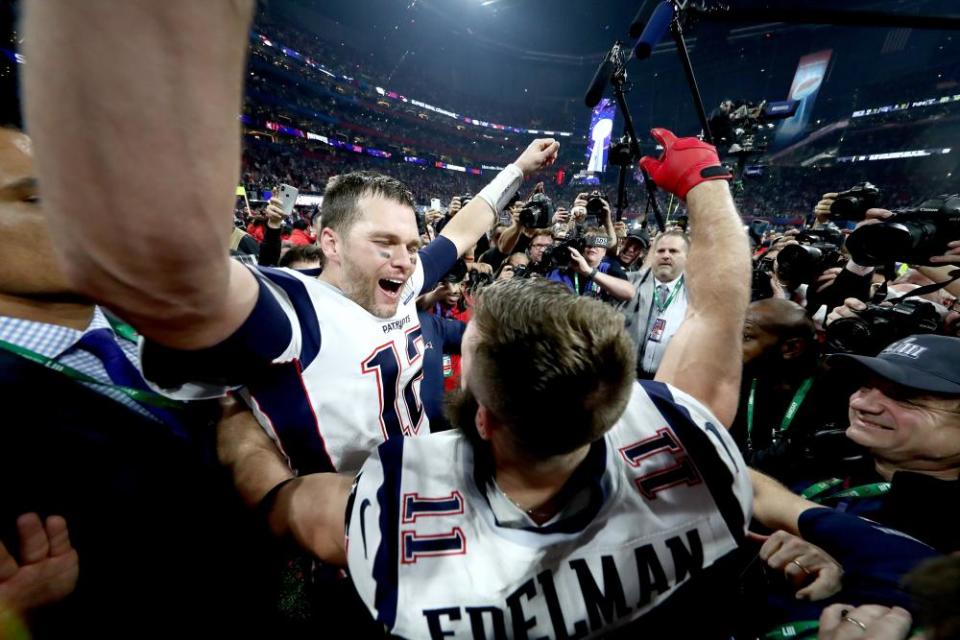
[223,128,755,638]
[20,1,558,488]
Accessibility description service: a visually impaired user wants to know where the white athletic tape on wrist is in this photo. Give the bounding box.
[478,164,523,214]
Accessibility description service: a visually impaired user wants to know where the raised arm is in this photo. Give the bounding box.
[643,129,750,426]
[22,0,259,349]
[441,139,559,256]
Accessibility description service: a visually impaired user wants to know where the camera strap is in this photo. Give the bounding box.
[888,268,960,304]
[746,377,814,448]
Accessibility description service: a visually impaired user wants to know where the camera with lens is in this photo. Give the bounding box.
[775,228,846,285]
[751,256,775,301]
[540,237,583,271]
[845,194,960,266]
[586,191,608,218]
[541,233,612,272]
[825,297,941,356]
[829,182,882,221]
[467,268,494,292]
[460,194,473,207]
[518,193,554,229]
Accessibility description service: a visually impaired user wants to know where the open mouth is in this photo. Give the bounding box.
[378,278,404,299]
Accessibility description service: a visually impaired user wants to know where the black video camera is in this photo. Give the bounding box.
[829,182,883,221]
[775,228,846,285]
[541,234,612,272]
[845,195,960,266]
[825,298,941,356]
[518,193,554,229]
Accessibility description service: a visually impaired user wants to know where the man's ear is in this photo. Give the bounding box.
[319,227,340,265]
[780,337,807,361]
[475,404,499,442]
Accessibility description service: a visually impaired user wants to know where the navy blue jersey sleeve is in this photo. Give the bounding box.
[438,317,467,355]
[798,507,939,609]
[141,266,316,398]
[417,236,458,294]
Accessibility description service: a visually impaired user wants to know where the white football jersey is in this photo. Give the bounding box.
[142,247,447,474]
[346,380,752,639]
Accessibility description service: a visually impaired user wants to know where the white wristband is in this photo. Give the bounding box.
[845,260,875,276]
[477,164,523,215]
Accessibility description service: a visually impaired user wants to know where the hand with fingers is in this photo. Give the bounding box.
[265,197,285,229]
[513,139,560,178]
[568,246,592,276]
[0,513,79,614]
[757,530,843,601]
[638,128,732,200]
[929,239,960,266]
[814,192,839,224]
[468,262,493,276]
[817,604,913,640]
[827,297,868,327]
[814,267,844,294]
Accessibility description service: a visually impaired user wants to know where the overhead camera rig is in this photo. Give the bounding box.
[583,0,960,227]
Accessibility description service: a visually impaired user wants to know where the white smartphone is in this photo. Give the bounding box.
[430,198,442,211]
[278,184,299,216]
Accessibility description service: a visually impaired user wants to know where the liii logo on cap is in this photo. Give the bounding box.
[881,336,927,360]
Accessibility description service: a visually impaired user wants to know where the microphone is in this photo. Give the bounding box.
[633,1,674,60]
[628,0,655,39]
[583,48,616,108]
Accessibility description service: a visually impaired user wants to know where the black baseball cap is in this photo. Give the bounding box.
[625,224,650,248]
[827,334,960,395]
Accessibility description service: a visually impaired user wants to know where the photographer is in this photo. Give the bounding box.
[733,298,852,482]
[495,183,548,257]
[546,227,635,303]
[778,334,960,554]
[494,252,530,281]
[811,187,960,319]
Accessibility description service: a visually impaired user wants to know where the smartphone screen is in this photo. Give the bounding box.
[430,198,442,211]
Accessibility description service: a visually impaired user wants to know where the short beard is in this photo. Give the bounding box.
[339,253,394,319]
[445,387,482,445]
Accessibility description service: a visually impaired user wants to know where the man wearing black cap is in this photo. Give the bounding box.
[617,221,650,273]
[804,334,960,553]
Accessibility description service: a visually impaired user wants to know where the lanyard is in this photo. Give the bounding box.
[801,478,891,503]
[573,273,598,296]
[654,277,683,313]
[747,377,814,444]
[763,620,820,640]
[800,477,844,500]
[0,338,183,409]
[107,317,139,343]
[823,482,890,501]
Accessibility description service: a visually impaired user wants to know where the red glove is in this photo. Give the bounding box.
[639,128,732,200]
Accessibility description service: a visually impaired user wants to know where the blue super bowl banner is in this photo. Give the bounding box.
[774,50,833,149]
